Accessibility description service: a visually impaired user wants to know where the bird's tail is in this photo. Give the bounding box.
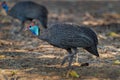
[85,45,99,57]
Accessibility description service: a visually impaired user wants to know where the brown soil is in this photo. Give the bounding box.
[0,0,120,80]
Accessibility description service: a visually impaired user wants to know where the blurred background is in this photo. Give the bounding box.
[0,0,120,80]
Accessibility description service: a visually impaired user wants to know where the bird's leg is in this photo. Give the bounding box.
[10,19,16,34]
[61,48,72,66]
[75,49,80,66]
[68,48,77,68]
[75,53,78,63]
[15,21,25,34]
[18,21,25,33]
[65,48,78,78]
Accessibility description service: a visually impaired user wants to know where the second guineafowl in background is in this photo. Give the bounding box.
[26,22,99,68]
[1,1,48,33]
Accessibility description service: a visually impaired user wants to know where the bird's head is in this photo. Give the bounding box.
[25,20,40,36]
[1,1,9,13]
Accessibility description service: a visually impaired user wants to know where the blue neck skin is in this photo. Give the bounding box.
[2,2,9,12]
[29,25,40,36]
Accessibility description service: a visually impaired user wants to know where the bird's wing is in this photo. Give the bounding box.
[60,34,94,48]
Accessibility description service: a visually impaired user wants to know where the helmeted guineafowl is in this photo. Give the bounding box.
[1,1,48,33]
[26,22,99,68]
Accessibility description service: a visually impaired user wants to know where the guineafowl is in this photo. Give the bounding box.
[26,22,99,68]
[1,1,48,33]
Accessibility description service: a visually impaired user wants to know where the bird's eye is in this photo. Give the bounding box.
[29,26,32,28]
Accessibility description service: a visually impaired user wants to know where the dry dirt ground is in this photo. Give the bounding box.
[0,0,120,80]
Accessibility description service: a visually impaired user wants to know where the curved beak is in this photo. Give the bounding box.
[24,25,30,31]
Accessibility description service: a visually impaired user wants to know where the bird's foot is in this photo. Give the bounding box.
[61,53,75,67]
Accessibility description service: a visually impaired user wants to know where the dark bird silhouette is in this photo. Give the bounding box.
[27,22,99,68]
[1,1,48,33]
